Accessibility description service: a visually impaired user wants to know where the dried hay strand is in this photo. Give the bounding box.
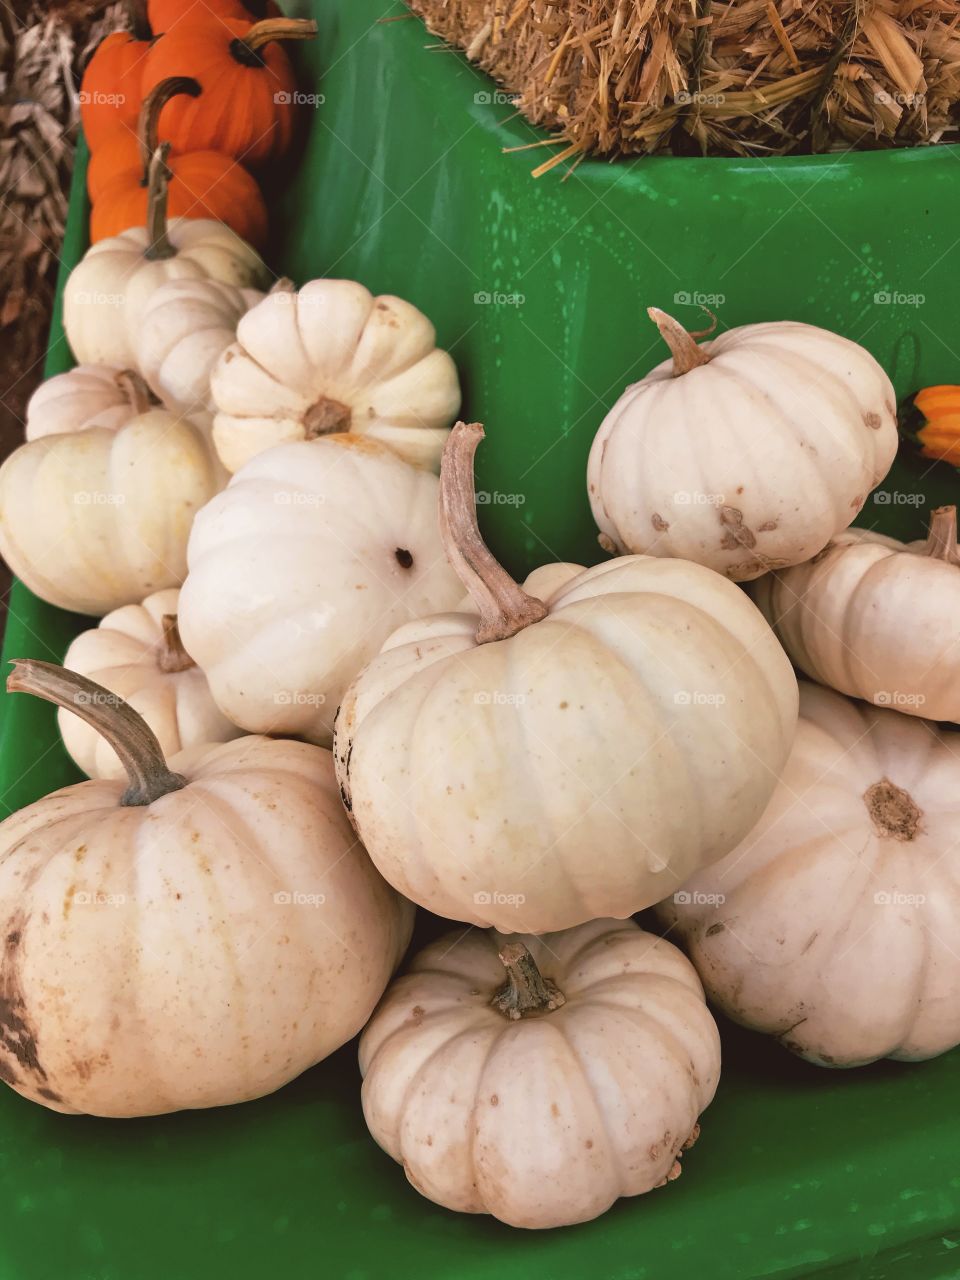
[407,1,960,163]
[0,1,123,421]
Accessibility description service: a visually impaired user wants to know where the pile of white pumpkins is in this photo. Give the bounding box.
[0,193,958,1233]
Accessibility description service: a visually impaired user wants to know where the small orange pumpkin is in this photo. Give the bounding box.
[79,3,153,150]
[147,0,280,32]
[914,386,960,466]
[141,17,317,168]
[90,77,268,249]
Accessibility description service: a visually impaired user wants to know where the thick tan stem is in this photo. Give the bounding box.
[303,395,351,437]
[157,615,195,674]
[492,942,566,1020]
[439,423,547,644]
[114,369,154,415]
[269,277,297,295]
[7,660,186,807]
[231,17,318,64]
[648,307,712,376]
[144,143,175,261]
[922,505,960,564]
[137,77,201,181]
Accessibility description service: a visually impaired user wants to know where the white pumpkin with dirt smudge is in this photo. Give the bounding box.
[59,587,242,780]
[360,917,720,1229]
[209,278,460,473]
[659,681,960,1067]
[0,661,413,1117]
[752,505,960,721]
[334,423,798,933]
[587,311,898,580]
[178,434,464,746]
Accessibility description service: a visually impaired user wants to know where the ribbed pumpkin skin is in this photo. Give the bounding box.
[751,523,960,722]
[142,19,297,167]
[587,321,898,581]
[0,736,413,1117]
[79,31,150,150]
[360,919,720,1229]
[660,682,960,1067]
[334,556,799,933]
[90,151,267,248]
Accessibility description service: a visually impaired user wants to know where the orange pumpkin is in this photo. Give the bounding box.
[79,3,153,150]
[89,77,268,250]
[914,386,960,466]
[141,17,317,168]
[147,0,279,32]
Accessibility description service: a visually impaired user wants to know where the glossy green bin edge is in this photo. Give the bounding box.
[1,2,959,1276]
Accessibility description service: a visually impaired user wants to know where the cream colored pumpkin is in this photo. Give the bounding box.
[334,424,798,933]
[136,277,264,417]
[0,661,414,1117]
[360,918,720,1229]
[60,587,242,779]
[209,279,460,474]
[660,681,960,1067]
[65,218,268,369]
[0,407,225,615]
[178,435,464,746]
[587,311,898,581]
[25,366,155,440]
[752,505,960,721]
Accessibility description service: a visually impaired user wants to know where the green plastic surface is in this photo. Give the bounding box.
[1,3,959,1276]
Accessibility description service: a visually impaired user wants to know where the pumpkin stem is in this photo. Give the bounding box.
[439,423,547,644]
[269,277,297,294]
[231,17,318,65]
[922,505,960,564]
[6,660,186,807]
[114,369,154,415]
[144,143,176,262]
[137,76,201,183]
[157,615,195,674]
[125,0,151,41]
[303,395,351,437]
[863,778,922,841]
[492,942,566,1020]
[648,307,712,376]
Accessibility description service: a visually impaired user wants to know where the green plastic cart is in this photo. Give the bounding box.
[1,3,958,1276]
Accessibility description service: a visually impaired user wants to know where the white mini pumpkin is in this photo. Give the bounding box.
[587,310,898,580]
[0,407,225,615]
[64,147,269,369]
[660,681,960,1067]
[25,366,155,440]
[60,587,242,779]
[752,505,960,722]
[334,423,798,933]
[360,917,720,1229]
[209,278,460,474]
[136,277,264,417]
[178,435,464,746]
[0,660,413,1117]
